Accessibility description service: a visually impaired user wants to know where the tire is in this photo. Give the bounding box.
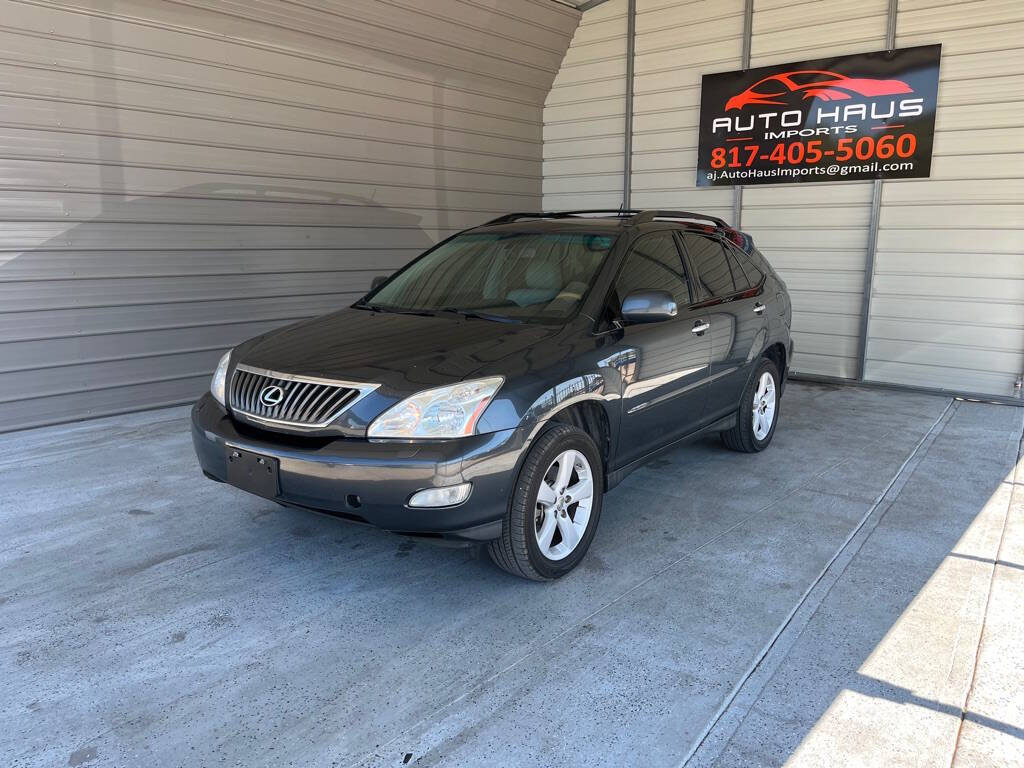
[721,357,781,453]
[488,424,603,580]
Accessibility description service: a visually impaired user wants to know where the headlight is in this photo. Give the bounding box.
[367,377,503,439]
[210,351,231,406]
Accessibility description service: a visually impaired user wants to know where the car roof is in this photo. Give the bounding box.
[469,210,756,254]
[471,217,626,235]
[471,209,732,234]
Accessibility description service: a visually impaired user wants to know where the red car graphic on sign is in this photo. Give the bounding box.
[725,70,913,110]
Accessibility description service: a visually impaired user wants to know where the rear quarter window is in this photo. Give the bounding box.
[680,232,735,298]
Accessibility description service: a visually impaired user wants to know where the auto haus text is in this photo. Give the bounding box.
[711,97,925,139]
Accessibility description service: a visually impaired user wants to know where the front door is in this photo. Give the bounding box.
[611,231,712,467]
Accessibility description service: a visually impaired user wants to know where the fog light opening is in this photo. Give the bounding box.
[346,494,362,509]
[408,483,472,508]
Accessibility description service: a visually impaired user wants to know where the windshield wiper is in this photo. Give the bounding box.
[356,302,436,317]
[435,307,521,323]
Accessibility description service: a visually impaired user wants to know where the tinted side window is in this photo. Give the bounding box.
[728,243,765,286]
[614,232,691,310]
[681,233,735,298]
[725,251,752,291]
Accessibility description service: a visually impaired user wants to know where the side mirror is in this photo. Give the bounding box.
[370,275,389,290]
[621,290,678,323]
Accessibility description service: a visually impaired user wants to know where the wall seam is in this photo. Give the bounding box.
[732,0,755,229]
[858,0,899,381]
[622,0,636,208]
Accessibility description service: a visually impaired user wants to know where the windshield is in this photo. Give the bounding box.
[360,231,616,322]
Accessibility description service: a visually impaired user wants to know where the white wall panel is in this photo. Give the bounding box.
[0,0,579,431]
[865,0,1024,396]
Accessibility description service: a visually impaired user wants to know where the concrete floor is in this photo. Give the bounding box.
[2,382,1021,768]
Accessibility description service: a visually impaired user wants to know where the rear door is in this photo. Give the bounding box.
[612,231,711,466]
[678,231,768,421]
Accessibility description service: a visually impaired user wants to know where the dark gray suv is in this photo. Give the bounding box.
[191,210,793,579]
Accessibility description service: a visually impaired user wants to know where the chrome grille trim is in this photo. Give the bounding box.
[228,364,379,430]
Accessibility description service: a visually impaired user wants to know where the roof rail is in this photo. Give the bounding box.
[479,209,735,231]
[480,210,642,226]
[630,210,731,229]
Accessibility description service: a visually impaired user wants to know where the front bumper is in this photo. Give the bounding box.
[191,393,528,540]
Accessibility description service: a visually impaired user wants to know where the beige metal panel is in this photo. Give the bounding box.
[864,359,1015,395]
[898,20,1024,56]
[544,115,625,142]
[0,68,546,154]
[933,128,1024,157]
[0,0,578,431]
[794,354,859,378]
[630,188,733,215]
[878,205,1024,231]
[0,161,540,213]
[792,311,862,338]
[0,248,418,281]
[870,318,1024,352]
[0,271,400,313]
[543,0,626,210]
[0,192,496,231]
[897,0,1024,33]
[546,79,627,107]
[0,294,355,344]
[0,348,227,404]
[27,0,564,94]
[876,222,1023,253]
[872,273,1024,302]
[382,0,580,53]
[0,135,540,198]
[749,19,889,66]
[867,0,1024,397]
[633,38,745,76]
[930,48,1024,80]
[544,154,624,177]
[0,319,289,374]
[0,375,213,433]
[545,135,625,159]
[753,0,888,32]
[882,178,1024,205]
[543,172,623,196]
[0,35,541,128]
[545,95,626,123]
[740,1,886,380]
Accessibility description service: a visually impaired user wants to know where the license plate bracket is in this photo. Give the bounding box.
[225,446,280,498]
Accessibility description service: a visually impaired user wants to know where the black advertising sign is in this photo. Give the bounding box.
[696,44,941,186]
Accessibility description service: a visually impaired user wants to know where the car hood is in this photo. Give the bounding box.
[234,307,563,394]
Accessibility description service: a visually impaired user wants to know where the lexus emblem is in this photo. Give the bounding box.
[259,385,284,407]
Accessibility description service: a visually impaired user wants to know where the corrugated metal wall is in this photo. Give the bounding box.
[744,0,888,380]
[542,0,1024,398]
[866,0,1024,395]
[630,0,744,222]
[543,0,627,210]
[0,0,579,432]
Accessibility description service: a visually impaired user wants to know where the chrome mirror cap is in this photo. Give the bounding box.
[621,290,678,323]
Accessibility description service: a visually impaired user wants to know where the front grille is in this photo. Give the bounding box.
[229,365,375,429]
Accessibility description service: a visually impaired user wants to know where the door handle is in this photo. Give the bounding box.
[691,320,710,335]
[753,302,766,314]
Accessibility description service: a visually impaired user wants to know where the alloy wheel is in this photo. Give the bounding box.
[752,371,777,440]
[534,449,594,561]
